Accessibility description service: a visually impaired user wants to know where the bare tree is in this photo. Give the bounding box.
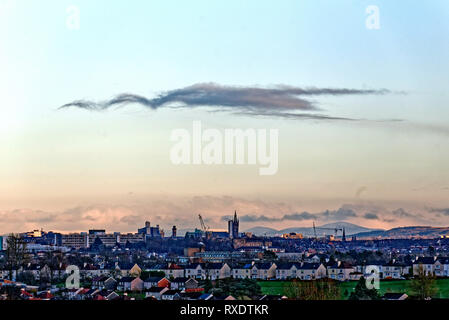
[284,279,340,300]
[5,234,29,280]
[410,264,437,300]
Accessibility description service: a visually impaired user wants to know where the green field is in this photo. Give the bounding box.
[258,279,449,299]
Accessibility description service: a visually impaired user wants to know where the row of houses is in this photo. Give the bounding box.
[0,262,142,281]
[412,256,449,277]
[28,285,285,301]
[3,256,448,283]
[152,262,326,281]
[158,258,449,281]
[89,275,285,301]
[154,261,407,281]
[326,257,449,281]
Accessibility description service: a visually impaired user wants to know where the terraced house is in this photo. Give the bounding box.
[253,263,277,280]
[231,262,277,280]
[413,257,437,276]
[275,263,301,280]
[205,263,231,280]
[382,261,412,279]
[296,263,327,280]
[327,262,355,281]
[184,264,207,280]
[413,256,449,277]
[162,263,185,279]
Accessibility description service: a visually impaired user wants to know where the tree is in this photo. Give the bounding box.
[5,234,29,280]
[284,279,340,300]
[148,270,165,277]
[348,277,381,300]
[410,265,437,300]
[0,285,21,300]
[203,279,213,293]
[262,250,276,261]
[16,271,37,286]
[208,278,261,299]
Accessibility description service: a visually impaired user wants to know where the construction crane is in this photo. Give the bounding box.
[312,222,344,240]
[198,214,212,239]
[198,214,209,232]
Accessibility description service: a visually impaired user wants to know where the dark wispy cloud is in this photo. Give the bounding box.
[364,212,379,220]
[392,208,416,218]
[226,211,316,223]
[234,110,358,121]
[321,207,358,220]
[222,207,357,223]
[60,83,390,120]
[429,208,449,216]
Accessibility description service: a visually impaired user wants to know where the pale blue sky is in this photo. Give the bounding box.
[0,0,449,233]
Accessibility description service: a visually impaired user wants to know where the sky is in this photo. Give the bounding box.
[0,0,449,234]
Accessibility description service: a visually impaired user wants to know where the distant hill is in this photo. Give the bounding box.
[172,224,449,239]
[245,222,381,237]
[242,226,279,236]
[354,226,449,239]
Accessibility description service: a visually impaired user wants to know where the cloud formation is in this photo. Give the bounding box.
[364,212,379,220]
[60,83,390,120]
[1,196,444,234]
[226,211,316,223]
[223,206,357,223]
[430,208,449,216]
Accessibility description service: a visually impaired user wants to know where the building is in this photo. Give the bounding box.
[145,287,168,300]
[162,263,185,279]
[383,293,408,300]
[275,263,301,280]
[161,290,181,300]
[117,277,143,291]
[22,229,43,238]
[412,256,449,277]
[282,233,303,239]
[92,276,117,290]
[138,221,162,239]
[383,260,411,279]
[119,233,145,246]
[205,263,232,280]
[88,232,117,248]
[184,229,205,239]
[413,256,437,276]
[296,263,327,280]
[434,257,449,277]
[185,264,207,280]
[252,263,277,280]
[227,211,239,239]
[327,261,355,281]
[143,277,170,289]
[194,251,244,263]
[62,233,88,249]
[233,238,272,249]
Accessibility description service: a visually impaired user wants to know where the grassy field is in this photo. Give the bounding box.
[258,279,449,299]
